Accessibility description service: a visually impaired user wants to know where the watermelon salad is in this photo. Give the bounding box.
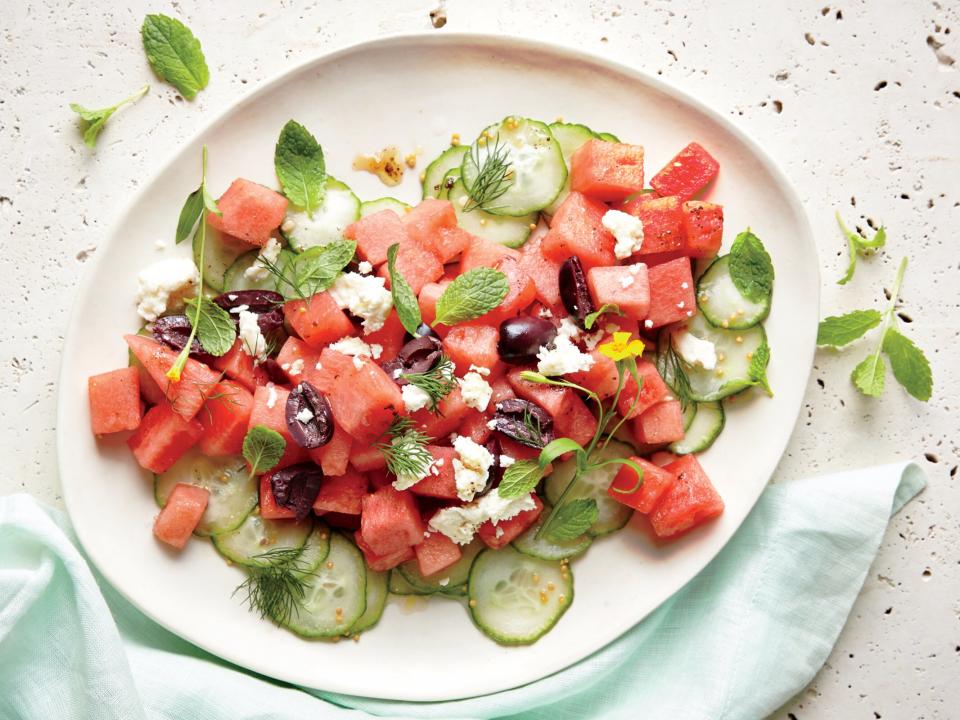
[87,115,775,645]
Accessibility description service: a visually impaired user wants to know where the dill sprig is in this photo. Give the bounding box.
[257,252,317,302]
[401,355,456,413]
[233,545,316,626]
[656,335,695,410]
[378,416,434,481]
[463,133,514,212]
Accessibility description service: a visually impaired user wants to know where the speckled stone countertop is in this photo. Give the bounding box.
[1,1,957,718]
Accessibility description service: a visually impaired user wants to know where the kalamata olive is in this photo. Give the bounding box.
[483,436,504,494]
[213,289,285,338]
[285,381,333,449]
[491,398,554,449]
[558,256,595,327]
[261,358,289,385]
[497,317,558,364]
[152,315,215,364]
[270,463,323,520]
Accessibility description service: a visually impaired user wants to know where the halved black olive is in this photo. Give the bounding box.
[285,381,334,449]
[384,334,443,384]
[152,315,215,364]
[491,398,554,449]
[270,463,323,520]
[213,289,285,338]
[497,317,558,365]
[483,435,504,494]
[558,256,595,327]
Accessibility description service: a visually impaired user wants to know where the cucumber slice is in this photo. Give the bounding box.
[461,116,566,216]
[512,503,592,561]
[388,569,426,595]
[545,122,599,215]
[397,540,483,597]
[351,569,388,633]
[544,439,634,537]
[696,255,771,329]
[212,513,314,566]
[447,179,535,248]
[670,401,725,455]
[283,178,360,252]
[681,400,698,432]
[422,145,470,199]
[279,533,367,638]
[222,247,295,292]
[359,197,411,217]
[193,226,246,293]
[468,546,572,645]
[154,452,257,536]
[596,131,621,142]
[437,168,460,201]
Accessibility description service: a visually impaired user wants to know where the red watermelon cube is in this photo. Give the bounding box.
[276,336,318,380]
[434,227,474,264]
[567,350,621,399]
[622,195,687,257]
[125,335,221,422]
[135,364,167,407]
[248,385,309,469]
[415,530,463,576]
[646,257,697,328]
[442,325,501,376]
[402,199,463,263]
[376,238,443,295]
[259,474,296,519]
[586,264,650,322]
[607,456,677,513]
[490,376,516,405]
[569,139,645,201]
[321,349,403,445]
[477,494,543,549]
[681,200,724,258]
[459,235,521,273]
[307,422,352,476]
[88,367,141,435]
[649,142,719,202]
[153,483,209,549]
[345,209,408,266]
[507,367,575,419]
[542,191,616,269]
[650,455,724,538]
[197,380,254,456]
[417,280,450,337]
[475,257,536,325]
[312,469,368,515]
[650,450,681,467]
[519,232,563,310]
[364,310,406,362]
[359,486,425,556]
[632,400,685,445]
[354,531,416,572]
[498,437,553,474]
[410,386,474,439]
[459,411,494,445]
[409,446,459,500]
[211,340,268,393]
[284,293,355,350]
[553,392,598,448]
[128,402,203,473]
[617,358,670,419]
[349,444,387,472]
[206,178,288,247]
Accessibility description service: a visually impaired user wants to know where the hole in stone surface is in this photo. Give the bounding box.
[773,99,783,113]
[821,6,830,15]
[836,9,843,19]
[816,378,825,389]
[884,607,893,615]
[875,80,888,91]
[897,312,913,323]
[805,32,816,45]
[922,568,932,580]
[924,453,938,463]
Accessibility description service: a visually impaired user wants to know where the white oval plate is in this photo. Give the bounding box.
[58,33,818,701]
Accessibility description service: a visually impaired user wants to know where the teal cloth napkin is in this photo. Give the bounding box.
[0,461,924,720]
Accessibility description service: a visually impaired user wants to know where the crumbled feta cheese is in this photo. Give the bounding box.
[135,257,200,322]
[401,383,432,413]
[329,336,376,360]
[357,260,373,274]
[602,209,645,259]
[677,301,686,309]
[438,577,450,587]
[486,419,499,430]
[499,455,516,468]
[495,526,505,539]
[674,329,718,370]
[428,488,537,545]
[391,443,436,491]
[452,435,494,502]
[458,371,493,412]
[265,384,278,409]
[328,272,393,334]
[537,307,553,319]
[557,316,581,340]
[288,358,304,377]
[393,368,403,379]
[228,294,238,301]
[370,343,383,359]
[229,304,249,315]
[243,237,282,283]
[537,335,594,376]
[295,407,314,424]
[583,329,605,351]
[681,281,689,289]
[629,263,645,275]
[619,275,635,288]
[644,319,654,329]
[468,364,491,377]
[238,310,269,362]
[314,361,323,370]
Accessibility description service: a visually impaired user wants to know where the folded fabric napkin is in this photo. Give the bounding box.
[0,461,924,720]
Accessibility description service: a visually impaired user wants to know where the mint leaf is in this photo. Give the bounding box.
[852,353,885,398]
[837,213,886,285]
[497,460,543,499]
[817,309,882,348]
[184,296,236,356]
[176,187,204,244]
[546,498,598,542]
[749,337,773,396]
[242,425,286,475]
[69,85,149,149]
[283,240,355,299]
[882,328,932,401]
[141,14,209,100]
[584,303,623,330]
[433,268,509,325]
[728,229,774,303]
[275,120,326,216]
[386,243,421,335]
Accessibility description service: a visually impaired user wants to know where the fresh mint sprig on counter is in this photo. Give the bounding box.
[433,268,509,325]
[274,120,327,216]
[69,85,149,148]
[836,212,886,285]
[386,243,422,334]
[141,14,209,100]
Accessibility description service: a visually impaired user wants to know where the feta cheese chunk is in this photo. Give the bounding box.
[238,310,269,362]
[135,257,199,322]
[295,407,314,423]
[401,383,432,413]
[674,329,718,370]
[357,260,373,275]
[602,209,645,260]
[428,489,537,545]
[537,335,595,376]
[452,435,494,501]
[391,443,436,491]
[557,316,581,340]
[243,237,282,283]
[458,371,493,412]
[328,272,393,334]
[287,358,304,377]
[328,336,379,360]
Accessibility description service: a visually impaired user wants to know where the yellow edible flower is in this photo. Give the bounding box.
[598,332,645,362]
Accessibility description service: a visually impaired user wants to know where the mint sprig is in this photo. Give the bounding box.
[386,243,422,335]
[242,425,286,476]
[728,229,774,304]
[275,120,326,217]
[141,14,209,100]
[497,460,543,499]
[184,296,236,356]
[836,212,886,285]
[816,309,883,348]
[546,499,598,542]
[433,268,508,325]
[260,240,356,300]
[69,85,149,149]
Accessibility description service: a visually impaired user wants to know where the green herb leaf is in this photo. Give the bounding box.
[852,353,886,397]
[538,438,583,468]
[728,229,774,304]
[263,240,356,300]
[882,328,932,401]
[387,243,422,334]
[463,133,514,212]
[817,309,883,348]
[401,356,456,413]
[69,85,149,149]
[584,303,623,330]
[378,417,434,481]
[546,498,598,542]
[184,296,236,356]
[176,187,204,244]
[433,268,509,325]
[242,425,286,475]
[497,460,543,499]
[233,545,315,625]
[141,14,209,100]
[836,213,886,285]
[274,120,326,216]
[749,337,773,397]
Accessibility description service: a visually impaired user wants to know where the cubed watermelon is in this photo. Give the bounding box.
[586,264,650,322]
[206,178,288,247]
[442,325,501,376]
[367,468,393,490]
[312,469,368,515]
[622,195,686,257]
[402,199,461,262]
[354,530,416,572]
[349,444,387,472]
[459,235,521,273]
[632,400,685,445]
[416,531,463,576]
[411,386,474,439]
[283,293,355,350]
[409,445,459,499]
[259,474,296,519]
[569,139,645,201]
[489,376,516,405]
[89,367,141,435]
[345,209,408,266]
[376,238,443,295]
[136,363,167,407]
[211,340,269,393]
[321,349,403,444]
[617,358,670,419]
[498,437,554,475]
[542,191,616,269]
[567,350,620,399]
[434,227,474,265]
[477,494,543,549]
[459,411,493,445]
[649,142,719,202]
[360,486,425,556]
[417,280,451,337]
[681,201,724,258]
[607,456,677,513]
[507,367,575,419]
[276,336,318,380]
[198,380,254,456]
[125,334,221,421]
[476,257,536,325]
[248,385,310,469]
[552,392,598,447]
[646,257,697,328]
[153,483,209,549]
[307,422,352,476]
[650,455,724,538]
[128,402,203,473]
[519,232,563,310]
[364,310,406,362]
[649,450,681,467]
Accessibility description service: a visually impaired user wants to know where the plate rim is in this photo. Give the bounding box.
[57,31,819,701]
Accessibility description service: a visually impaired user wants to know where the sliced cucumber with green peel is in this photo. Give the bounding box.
[447,179,535,248]
[461,116,566,216]
[388,569,426,595]
[222,247,295,292]
[545,122,599,215]
[670,402,725,455]
[696,255,770,329]
[212,513,314,567]
[397,540,483,597]
[422,145,469,199]
[193,226,246,293]
[351,569,388,633]
[681,400,698,432]
[512,503,592,561]
[596,131,621,142]
[279,533,366,638]
[437,168,460,201]
[154,452,257,536]
[283,178,360,252]
[359,197,411,217]
[468,546,572,645]
[544,439,634,537]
